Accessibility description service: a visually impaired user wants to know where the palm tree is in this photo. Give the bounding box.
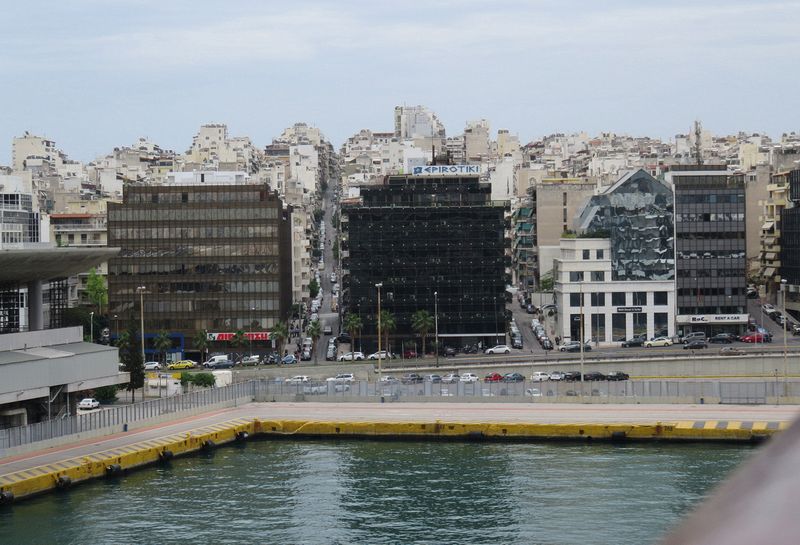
[231,329,247,352]
[343,313,363,351]
[411,310,435,357]
[307,319,322,364]
[153,330,172,364]
[193,330,209,364]
[379,310,396,356]
[270,321,289,357]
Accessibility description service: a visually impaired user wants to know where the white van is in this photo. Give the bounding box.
[203,355,230,368]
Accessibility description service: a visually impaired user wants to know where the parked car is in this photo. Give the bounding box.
[644,337,672,348]
[511,337,523,349]
[762,303,775,312]
[621,337,645,348]
[338,351,365,361]
[548,371,565,381]
[380,375,399,384]
[683,340,708,350]
[719,346,746,356]
[281,354,297,365]
[325,347,337,361]
[560,341,591,352]
[583,371,607,381]
[460,373,479,383]
[336,333,352,344]
[525,388,542,397]
[300,349,312,361]
[401,373,424,384]
[402,349,419,359]
[441,373,460,384]
[207,359,234,369]
[530,371,550,382]
[239,355,261,366]
[323,325,333,335]
[680,332,706,344]
[144,361,161,371]
[484,372,504,382]
[303,384,328,395]
[168,360,196,370]
[442,346,457,357]
[709,333,735,344]
[541,338,554,351]
[563,371,582,381]
[78,398,100,410]
[606,371,630,381]
[286,375,310,384]
[368,350,394,360]
[502,372,525,383]
[327,373,355,383]
[424,374,442,383]
[485,344,511,354]
[740,333,769,343]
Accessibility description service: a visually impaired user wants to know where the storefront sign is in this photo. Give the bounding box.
[676,314,748,324]
[206,332,270,341]
[412,165,481,175]
[616,307,643,313]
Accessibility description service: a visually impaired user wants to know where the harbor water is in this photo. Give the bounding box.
[0,439,753,545]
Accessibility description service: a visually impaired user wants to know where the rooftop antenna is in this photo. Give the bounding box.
[694,120,703,166]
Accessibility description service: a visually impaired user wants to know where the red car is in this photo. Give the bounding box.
[740,333,768,343]
[484,372,504,382]
[403,349,419,358]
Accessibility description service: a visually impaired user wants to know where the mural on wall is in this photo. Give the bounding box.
[577,169,674,281]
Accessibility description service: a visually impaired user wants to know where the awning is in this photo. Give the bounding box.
[762,221,775,231]
[764,267,776,277]
[765,252,777,260]
[764,237,775,245]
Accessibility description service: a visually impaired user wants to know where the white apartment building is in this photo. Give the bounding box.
[554,238,676,345]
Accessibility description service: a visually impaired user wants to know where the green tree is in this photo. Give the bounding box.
[379,310,396,356]
[191,372,216,388]
[270,320,289,356]
[309,278,320,299]
[538,272,554,292]
[93,385,118,403]
[332,237,339,261]
[231,329,248,353]
[85,268,108,315]
[120,324,144,402]
[343,313,363,350]
[153,330,172,364]
[307,319,322,364]
[193,330,209,364]
[411,310,435,357]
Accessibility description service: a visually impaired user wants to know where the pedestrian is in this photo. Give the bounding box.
[555,336,561,345]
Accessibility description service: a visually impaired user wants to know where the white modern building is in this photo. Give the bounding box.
[554,238,676,345]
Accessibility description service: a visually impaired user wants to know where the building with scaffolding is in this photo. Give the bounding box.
[341,172,510,353]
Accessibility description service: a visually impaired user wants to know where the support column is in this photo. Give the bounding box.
[27,280,43,331]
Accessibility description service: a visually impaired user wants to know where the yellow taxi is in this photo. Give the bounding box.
[167,360,196,370]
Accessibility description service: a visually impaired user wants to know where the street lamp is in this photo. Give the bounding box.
[376,283,383,387]
[89,311,94,343]
[112,314,118,342]
[781,279,788,397]
[249,306,256,357]
[136,285,147,365]
[434,291,439,368]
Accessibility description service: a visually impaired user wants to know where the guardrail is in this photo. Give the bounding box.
[0,381,253,451]
[3,378,798,452]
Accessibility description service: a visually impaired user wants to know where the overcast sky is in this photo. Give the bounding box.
[1,0,798,164]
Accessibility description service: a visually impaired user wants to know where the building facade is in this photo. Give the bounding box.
[107,174,293,359]
[779,169,800,317]
[341,173,509,352]
[667,165,748,335]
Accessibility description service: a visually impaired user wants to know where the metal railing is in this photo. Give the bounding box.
[0,381,253,451]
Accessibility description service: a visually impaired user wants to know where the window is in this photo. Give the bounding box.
[653,292,668,305]
[182,193,188,203]
[612,313,626,340]
[590,293,605,306]
[570,293,582,307]
[612,292,626,306]
[583,249,590,260]
[563,192,567,206]
[590,314,606,343]
[633,313,648,337]
[591,271,604,282]
[633,292,647,306]
[596,249,604,259]
[563,208,568,222]
[569,271,584,282]
[654,313,668,337]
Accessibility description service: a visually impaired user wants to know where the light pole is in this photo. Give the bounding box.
[781,279,788,398]
[89,311,94,343]
[579,281,585,397]
[136,286,147,401]
[434,291,439,368]
[112,314,118,343]
[249,306,255,357]
[376,283,383,387]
